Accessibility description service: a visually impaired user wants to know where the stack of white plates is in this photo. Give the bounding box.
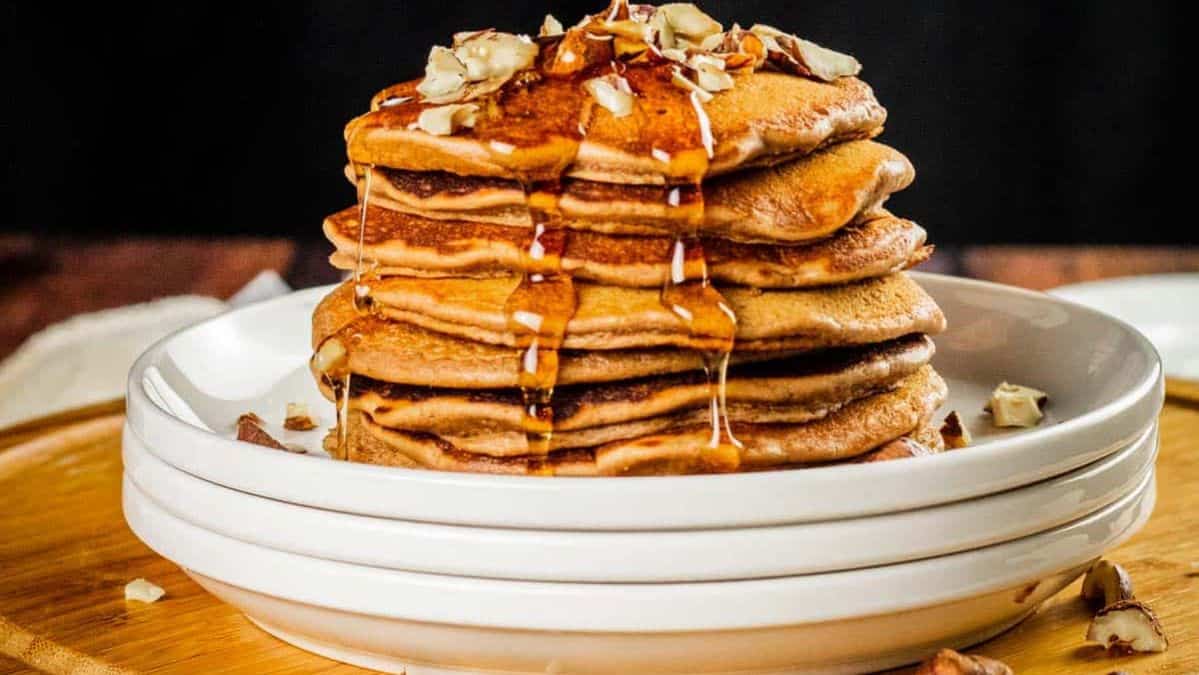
[122,273,1163,675]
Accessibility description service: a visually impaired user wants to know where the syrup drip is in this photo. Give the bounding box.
[659,215,743,467]
[503,183,576,455]
[333,163,378,457]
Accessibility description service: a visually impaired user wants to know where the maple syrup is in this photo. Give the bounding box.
[503,182,577,455]
[337,31,745,470]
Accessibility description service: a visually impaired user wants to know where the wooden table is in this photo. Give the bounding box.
[1,239,1198,674]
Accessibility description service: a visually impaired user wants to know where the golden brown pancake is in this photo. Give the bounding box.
[342,366,946,475]
[313,283,800,388]
[351,140,913,243]
[326,207,930,288]
[326,335,932,437]
[346,70,885,184]
[365,273,946,351]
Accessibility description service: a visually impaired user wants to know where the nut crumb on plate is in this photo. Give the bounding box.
[125,578,165,603]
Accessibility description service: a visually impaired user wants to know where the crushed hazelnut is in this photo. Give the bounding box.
[540,14,564,37]
[416,46,468,102]
[913,648,1013,675]
[688,53,734,92]
[125,578,166,604]
[670,66,714,102]
[417,31,538,104]
[284,402,319,431]
[584,73,635,117]
[236,412,297,452]
[985,382,1048,428]
[750,24,861,81]
[1087,600,1169,653]
[415,103,480,136]
[312,337,348,374]
[1082,560,1135,609]
[544,26,614,76]
[658,3,723,42]
[940,410,972,449]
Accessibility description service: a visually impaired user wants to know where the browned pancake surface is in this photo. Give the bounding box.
[313,283,799,388]
[352,140,913,243]
[327,335,933,439]
[343,366,946,475]
[345,71,885,184]
[366,273,946,351]
[326,207,930,288]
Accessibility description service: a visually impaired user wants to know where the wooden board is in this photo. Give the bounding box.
[1,407,1196,675]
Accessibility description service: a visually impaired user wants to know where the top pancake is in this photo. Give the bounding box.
[346,69,886,185]
[351,140,914,242]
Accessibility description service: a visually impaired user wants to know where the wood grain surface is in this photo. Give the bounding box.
[0,406,1195,675]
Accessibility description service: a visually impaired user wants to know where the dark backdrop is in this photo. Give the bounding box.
[1,1,1186,244]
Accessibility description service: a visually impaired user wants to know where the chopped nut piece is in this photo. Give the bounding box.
[1087,600,1169,653]
[1082,560,1135,609]
[125,578,165,604]
[416,103,480,136]
[454,31,538,82]
[940,410,972,449]
[648,10,676,49]
[544,27,614,76]
[417,31,538,103]
[670,66,713,102]
[312,337,348,374]
[598,19,656,43]
[658,3,723,41]
[914,649,1013,675]
[705,24,767,69]
[750,24,861,81]
[584,74,635,117]
[237,413,288,450]
[985,381,1048,428]
[540,14,564,37]
[689,53,734,92]
[416,46,468,102]
[853,437,936,463]
[284,402,319,431]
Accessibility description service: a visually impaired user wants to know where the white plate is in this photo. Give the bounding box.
[1051,273,1199,380]
[124,472,1154,674]
[122,421,1157,581]
[125,273,1164,530]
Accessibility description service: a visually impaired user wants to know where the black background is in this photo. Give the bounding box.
[1,2,1186,244]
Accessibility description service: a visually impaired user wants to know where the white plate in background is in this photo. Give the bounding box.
[1051,273,1199,381]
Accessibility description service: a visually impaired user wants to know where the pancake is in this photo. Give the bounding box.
[328,334,932,436]
[327,208,930,288]
[365,272,946,351]
[346,70,885,185]
[350,140,914,243]
[343,366,947,475]
[313,283,799,388]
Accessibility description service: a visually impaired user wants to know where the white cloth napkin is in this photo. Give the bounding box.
[0,271,292,430]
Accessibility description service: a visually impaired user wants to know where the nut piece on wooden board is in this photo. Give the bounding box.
[913,648,1012,675]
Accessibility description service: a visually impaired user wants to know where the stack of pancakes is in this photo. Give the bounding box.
[312,2,948,476]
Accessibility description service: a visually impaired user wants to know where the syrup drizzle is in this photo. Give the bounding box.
[331,162,378,457]
[503,184,576,455]
[332,49,741,471]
